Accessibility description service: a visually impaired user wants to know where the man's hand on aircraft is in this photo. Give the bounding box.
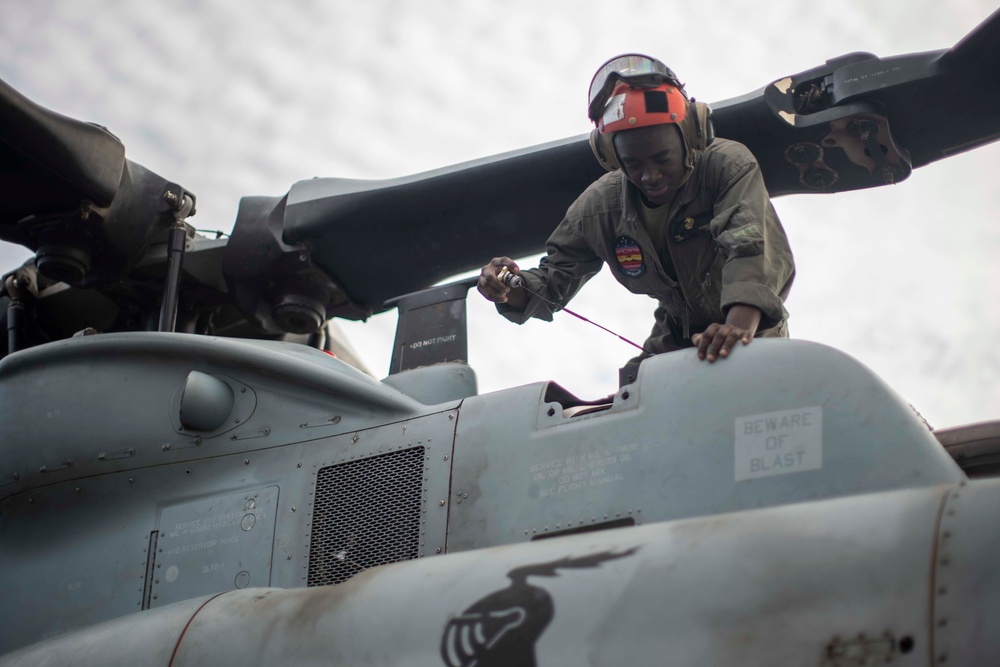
[477,257,528,309]
[693,304,762,363]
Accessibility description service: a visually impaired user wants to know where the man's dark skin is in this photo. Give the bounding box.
[478,123,762,363]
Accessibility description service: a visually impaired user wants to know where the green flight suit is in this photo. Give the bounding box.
[498,137,795,362]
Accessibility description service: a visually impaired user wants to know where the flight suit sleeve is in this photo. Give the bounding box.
[707,149,795,330]
[496,215,604,324]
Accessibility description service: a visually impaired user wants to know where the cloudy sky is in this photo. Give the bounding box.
[1,0,998,428]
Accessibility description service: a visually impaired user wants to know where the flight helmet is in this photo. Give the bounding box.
[588,54,714,175]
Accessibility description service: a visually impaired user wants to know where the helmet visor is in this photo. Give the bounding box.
[588,54,682,121]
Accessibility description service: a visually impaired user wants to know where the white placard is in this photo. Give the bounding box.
[602,93,626,125]
[734,406,823,481]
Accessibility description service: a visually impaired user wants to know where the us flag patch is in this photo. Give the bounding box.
[614,235,645,278]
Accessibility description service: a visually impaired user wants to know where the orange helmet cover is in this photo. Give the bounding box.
[597,82,687,135]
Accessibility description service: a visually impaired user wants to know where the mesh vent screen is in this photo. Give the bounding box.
[308,447,425,586]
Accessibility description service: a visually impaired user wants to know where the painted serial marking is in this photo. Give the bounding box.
[734,406,822,481]
[842,65,903,85]
[163,535,241,557]
[533,443,636,497]
[166,511,243,538]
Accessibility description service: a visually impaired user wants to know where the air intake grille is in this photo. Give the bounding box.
[308,447,425,586]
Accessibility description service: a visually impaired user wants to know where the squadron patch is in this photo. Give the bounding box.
[614,236,645,278]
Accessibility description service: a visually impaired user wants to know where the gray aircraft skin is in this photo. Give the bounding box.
[2,11,1000,667]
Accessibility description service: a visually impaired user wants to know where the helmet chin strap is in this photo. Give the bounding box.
[676,149,698,190]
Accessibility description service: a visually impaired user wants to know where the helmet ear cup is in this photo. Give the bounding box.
[690,100,715,151]
[700,101,715,148]
[590,128,620,171]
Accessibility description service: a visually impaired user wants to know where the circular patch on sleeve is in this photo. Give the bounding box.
[614,235,645,278]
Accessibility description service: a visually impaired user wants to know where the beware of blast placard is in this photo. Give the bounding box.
[734,406,823,481]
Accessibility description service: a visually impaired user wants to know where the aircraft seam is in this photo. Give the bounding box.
[926,482,953,666]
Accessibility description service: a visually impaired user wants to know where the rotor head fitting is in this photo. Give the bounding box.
[35,241,93,284]
[272,293,325,334]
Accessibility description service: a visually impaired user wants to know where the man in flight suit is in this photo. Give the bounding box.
[478,55,795,379]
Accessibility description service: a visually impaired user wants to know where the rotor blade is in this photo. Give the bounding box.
[0,77,125,240]
[280,137,604,310]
